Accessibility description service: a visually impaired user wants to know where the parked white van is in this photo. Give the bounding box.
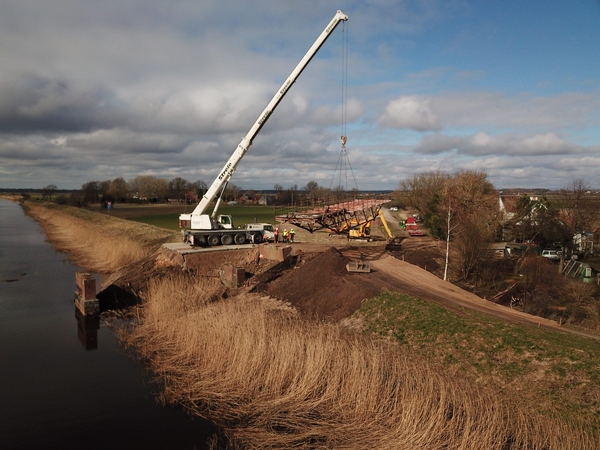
[244,223,275,241]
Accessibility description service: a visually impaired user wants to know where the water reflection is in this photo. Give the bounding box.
[75,308,99,350]
[0,198,218,449]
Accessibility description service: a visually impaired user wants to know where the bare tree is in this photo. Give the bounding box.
[168,177,190,201]
[99,180,111,198]
[453,171,498,279]
[224,183,241,202]
[304,180,320,200]
[273,184,284,205]
[108,177,128,202]
[41,184,57,201]
[128,176,168,201]
[81,181,101,204]
[332,184,345,201]
[193,180,208,198]
[558,179,599,233]
[151,178,169,201]
[438,171,499,280]
[439,179,460,281]
[399,170,450,238]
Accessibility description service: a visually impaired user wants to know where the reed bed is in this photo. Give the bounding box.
[22,201,177,273]
[21,201,595,447]
[125,273,596,449]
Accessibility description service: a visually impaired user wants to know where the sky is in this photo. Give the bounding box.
[1,0,599,191]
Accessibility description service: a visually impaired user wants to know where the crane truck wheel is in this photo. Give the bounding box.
[191,234,207,246]
[234,234,247,245]
[221,234,234,246]
[207,235,221,246]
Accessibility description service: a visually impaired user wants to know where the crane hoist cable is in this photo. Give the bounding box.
[329,20,359,192]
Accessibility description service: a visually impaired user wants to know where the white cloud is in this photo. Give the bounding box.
[414,131,580,157]
[433,91,600,130]
[379,96,441,131]
[414,133,466,154]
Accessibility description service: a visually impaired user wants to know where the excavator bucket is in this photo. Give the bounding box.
[346,261,371,273]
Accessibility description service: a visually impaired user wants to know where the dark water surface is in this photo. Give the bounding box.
[0,199,215,449]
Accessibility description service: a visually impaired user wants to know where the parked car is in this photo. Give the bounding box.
[541,249,561,260]
[390,207,398,211]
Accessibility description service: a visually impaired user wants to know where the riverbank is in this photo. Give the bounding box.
[0,198,218,449]
[20,200,178,274]
[21,199,599,449]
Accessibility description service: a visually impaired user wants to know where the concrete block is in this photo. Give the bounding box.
[259,243,292,262]
[277,246,293,261]
[75,272,99,316]
[74,293,100,315]
[76,272,96,300]
[219,263,245,289]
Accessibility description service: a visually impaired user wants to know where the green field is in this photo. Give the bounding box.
[103,204,276,230]
[359,291,600,428]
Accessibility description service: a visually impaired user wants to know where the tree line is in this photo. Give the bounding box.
[40,176,355,207]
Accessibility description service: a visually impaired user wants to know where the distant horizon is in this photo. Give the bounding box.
[3,185,598,195]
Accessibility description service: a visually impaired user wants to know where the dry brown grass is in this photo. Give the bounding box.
[21,200,597,448]
[22,201,178,273]
[124,273,596,449]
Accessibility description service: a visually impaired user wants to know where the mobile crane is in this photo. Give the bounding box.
[179,10,348,247]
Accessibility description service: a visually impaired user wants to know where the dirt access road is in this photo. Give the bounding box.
[279,236,598,340]
[364,252,600,340]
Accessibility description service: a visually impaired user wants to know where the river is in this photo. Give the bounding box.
[0,199,216,449]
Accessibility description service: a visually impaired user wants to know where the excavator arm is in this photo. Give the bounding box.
[378,210,393,239]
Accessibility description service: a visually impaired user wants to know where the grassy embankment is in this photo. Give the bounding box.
[22,200,599,448]
[21,200,179,273]
[358,292,600,433]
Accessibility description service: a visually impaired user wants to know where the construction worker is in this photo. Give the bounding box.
[283,229,288,243]
[274,227,279,244]
[289,228,296,243]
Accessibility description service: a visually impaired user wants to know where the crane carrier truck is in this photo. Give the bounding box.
[179,10,348,247]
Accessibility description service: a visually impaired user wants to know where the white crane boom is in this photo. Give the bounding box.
[180,10,348,231]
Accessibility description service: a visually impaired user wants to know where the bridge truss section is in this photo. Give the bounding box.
[275,197,390,234]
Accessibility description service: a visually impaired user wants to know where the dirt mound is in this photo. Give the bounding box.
[267,247,380,322]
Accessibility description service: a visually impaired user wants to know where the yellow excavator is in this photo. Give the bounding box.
[348,211,393,239]
[348,221,371,238]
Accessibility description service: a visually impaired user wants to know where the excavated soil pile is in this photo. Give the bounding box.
[267,247,380,322]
